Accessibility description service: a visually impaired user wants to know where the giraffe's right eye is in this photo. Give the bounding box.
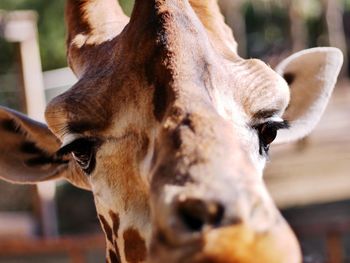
[57,138,101,175]
[254,121,290,155]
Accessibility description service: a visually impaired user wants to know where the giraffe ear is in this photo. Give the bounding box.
[274,47,343,144]
[0,107,90,190]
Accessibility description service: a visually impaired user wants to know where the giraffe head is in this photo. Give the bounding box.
[0,0,343,262]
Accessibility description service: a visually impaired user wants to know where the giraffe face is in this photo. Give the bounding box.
[44,1,301,262]
[0,0,342,262]
[48,45,295,263]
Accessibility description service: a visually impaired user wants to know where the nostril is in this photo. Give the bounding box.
[176,198,225,232]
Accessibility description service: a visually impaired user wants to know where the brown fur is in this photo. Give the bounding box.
[99,214,114,244]
[109,249,122,263]
[123,228,147,263]
[109,210,120,238]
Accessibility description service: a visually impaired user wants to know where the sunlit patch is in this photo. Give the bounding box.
[99,214,113,244]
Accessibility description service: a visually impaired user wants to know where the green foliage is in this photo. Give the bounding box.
[119,0,134,16]
[244,2,290,58]
[0,0,339,71]
[0,0,66,71]
[0,0,135,71]
[345,0,350,11]
[0,0,134,109]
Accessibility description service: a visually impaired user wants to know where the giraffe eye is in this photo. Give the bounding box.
[57,137,101,175]
[255,121,289,155]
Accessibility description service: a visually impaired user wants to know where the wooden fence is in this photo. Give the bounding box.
[0,234,105,263]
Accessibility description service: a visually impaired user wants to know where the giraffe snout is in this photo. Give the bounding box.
[151,190,302,263]
[169,192,275,236]
[175,197,226,233]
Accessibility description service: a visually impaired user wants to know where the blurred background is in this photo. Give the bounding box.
[0,0,349,262]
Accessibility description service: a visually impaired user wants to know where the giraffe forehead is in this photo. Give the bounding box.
[229,59,291,118]
[45,70,156,139]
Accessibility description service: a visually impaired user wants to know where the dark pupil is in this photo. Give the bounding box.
[261,125,277,146]
[72,148,92,167]
[58,138,98,175]
[71,140,97,174]
[57,137,101,175]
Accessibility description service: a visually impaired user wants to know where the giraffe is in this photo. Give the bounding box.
[0,0,343,262]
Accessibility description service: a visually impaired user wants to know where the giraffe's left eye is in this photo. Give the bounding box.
[57,137,101,175]
[255,121,289,155]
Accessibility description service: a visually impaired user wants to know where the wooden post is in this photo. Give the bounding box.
[68,248,86,263]
[0,10,58,238]
[287,0,307,53]
[326,232,343,263]
[323,0,348,77]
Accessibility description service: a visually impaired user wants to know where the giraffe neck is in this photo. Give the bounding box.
[98,209,150,263]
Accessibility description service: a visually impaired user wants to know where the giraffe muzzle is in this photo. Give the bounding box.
[192,222,302,263]
[150,185,301,263]
[151,216,301,263]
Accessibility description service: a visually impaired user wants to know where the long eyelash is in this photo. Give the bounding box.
[254,120,290,156]
[264,120,290,130]
[57,137,100,156]
[253,120,290,131]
